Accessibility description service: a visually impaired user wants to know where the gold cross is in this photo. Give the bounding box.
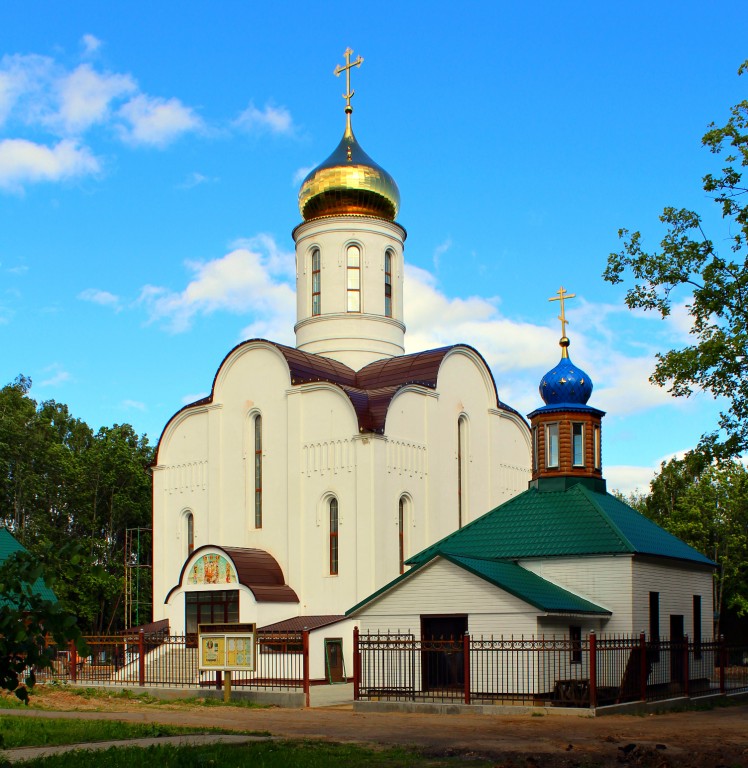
[549,286,576,339]
[334,48,364,113]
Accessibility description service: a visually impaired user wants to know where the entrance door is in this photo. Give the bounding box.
[185,590,239,644]
[669,614,685,689]
[325,639,345,683]
[421,616,467,691]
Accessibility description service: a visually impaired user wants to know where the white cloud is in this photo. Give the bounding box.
[118,94,203,147]
[433,238,452,271]
[0,138,99,190]
[78,288,121,309]
[182,392,209,405]
[0,53,53,126]
[38,364,71,388]
[178,171,216,189]
[0,47,204,189]
[122,399,146,411]
[54,64,136,134]
[293,164,315,186]
[235,102,293,135]
[81,34,102,55]
[139,235,296,334]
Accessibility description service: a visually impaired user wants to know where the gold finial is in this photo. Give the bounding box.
[549,286,576,358]
[334,47,363,130]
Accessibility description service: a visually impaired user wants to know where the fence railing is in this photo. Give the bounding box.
[353,629,748,708]
[37,630,310,699]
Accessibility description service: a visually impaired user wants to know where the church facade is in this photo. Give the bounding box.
[150,52,531,669]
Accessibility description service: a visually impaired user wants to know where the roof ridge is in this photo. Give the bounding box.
[574,483,635,552]
[404,487,538,565]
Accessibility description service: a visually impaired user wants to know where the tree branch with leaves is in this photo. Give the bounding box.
[604,60,748,459]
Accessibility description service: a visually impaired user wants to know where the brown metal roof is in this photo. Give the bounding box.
[155,340,519,462]
[222,547,299,603]
[165,545,299,604]
[259,615,347,632]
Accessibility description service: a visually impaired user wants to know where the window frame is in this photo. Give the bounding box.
[398,496,406,574]
[569,625,582,664]
[254,414,262,529]
[346,244,361,313]
[546,423,559,469]
[572,422,585,467]
[329,498,339,575]
[186,512,194,556]
[311,247,321,316]
[384,249,393,317]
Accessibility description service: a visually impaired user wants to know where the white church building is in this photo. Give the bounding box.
[150,51,531,678]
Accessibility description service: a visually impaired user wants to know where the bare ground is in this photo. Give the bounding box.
[2,689,747,767]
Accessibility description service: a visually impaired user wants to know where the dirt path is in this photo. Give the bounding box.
[3,692,748,767]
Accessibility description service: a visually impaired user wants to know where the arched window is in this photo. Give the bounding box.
[458,416,468,528]
[329,498,339,575]
[186,512,194,556]
[347,244,361,312]
[384,250,393,317]
[254,415,262,528]
[311,248,321,316]
[398,496,407,574]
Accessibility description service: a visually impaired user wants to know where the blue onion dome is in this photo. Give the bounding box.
[539,337,593,406]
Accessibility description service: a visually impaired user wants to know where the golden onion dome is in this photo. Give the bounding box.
[298,121,400,222]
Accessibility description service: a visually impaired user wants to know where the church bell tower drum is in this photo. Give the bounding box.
[293,49,406,370]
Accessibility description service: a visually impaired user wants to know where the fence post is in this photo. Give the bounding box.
[463,633,471,705]
[352,626,360,701]
[588,631,597,709]
[719,636,726,694]
[302,629,310,708]
[70,639,77,684]
[138,629,145,687]
[639,632,647,702]
[683,635,689,697]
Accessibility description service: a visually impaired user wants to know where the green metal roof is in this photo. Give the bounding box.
[408,483,714,568]
[346,553,610,616]
[0,527,58,604]
[445,555,610,615]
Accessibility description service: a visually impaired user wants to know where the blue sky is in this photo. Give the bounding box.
[1,2,746,493]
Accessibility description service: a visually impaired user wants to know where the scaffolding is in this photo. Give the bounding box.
[124,527,152,630]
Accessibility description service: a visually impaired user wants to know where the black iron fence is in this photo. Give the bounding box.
[353,629,748,708]
[38,630,310,701]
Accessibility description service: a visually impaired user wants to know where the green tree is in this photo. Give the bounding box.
[0,546,84,702]
[0,377,154,634]
[604,60,748,459]
[638,453,748,635]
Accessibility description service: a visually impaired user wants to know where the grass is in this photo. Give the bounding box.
[2,741,496,767]
[0,716,264,750]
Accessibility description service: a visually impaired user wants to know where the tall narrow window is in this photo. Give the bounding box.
[572,423,584,467]
[384,250,393,317]
[311,248,321,316]
[569,625,582,664]
[458,416,467,528]
[693,595,702,659]
[347,244,361,312]
[532,426,538,472]
[329,498,339,575]
[546,423,559,468]
[649,591,660,661]
[254,415,262,528]
[593,424,601,470]
[186,512,194,556]
[398,497,406,574]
